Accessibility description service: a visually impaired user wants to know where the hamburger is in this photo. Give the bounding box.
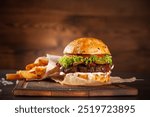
[57,37,113,83]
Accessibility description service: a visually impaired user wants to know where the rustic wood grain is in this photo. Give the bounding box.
[0,0,149,16]
[0,0,149,73]
[13,80,138,97]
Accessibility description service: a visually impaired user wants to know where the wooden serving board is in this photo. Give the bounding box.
[13,80,138,97]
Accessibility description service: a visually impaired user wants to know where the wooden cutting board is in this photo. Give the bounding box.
[13,80,138,97]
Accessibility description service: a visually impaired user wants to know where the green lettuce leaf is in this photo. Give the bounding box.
[58,55,112,68]
[58,55,84,68]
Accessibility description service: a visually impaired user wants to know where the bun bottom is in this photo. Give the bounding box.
[54,72,111,86]
[66,72,110,82]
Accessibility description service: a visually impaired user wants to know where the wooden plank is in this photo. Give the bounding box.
[13,80,138,97]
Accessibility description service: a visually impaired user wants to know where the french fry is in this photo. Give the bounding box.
[38,59,48,66]
[25,63,36,70]
[29,66,46,76]
[6,56,49,80]
[35,67,46,76]
[17,70,39,79]
[34,57,48,66]
[6,74,22,80]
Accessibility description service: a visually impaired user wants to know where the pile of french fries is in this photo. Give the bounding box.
[6,57,48,80]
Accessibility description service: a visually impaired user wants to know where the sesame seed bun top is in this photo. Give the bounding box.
[63,37,111,55]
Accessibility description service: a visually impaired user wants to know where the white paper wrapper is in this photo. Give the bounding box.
[53,76,137,86]
[46,54,61,63]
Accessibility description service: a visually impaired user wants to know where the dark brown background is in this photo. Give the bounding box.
[0,0,150,74]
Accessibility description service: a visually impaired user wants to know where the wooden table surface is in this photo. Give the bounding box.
[0,70,150,100]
